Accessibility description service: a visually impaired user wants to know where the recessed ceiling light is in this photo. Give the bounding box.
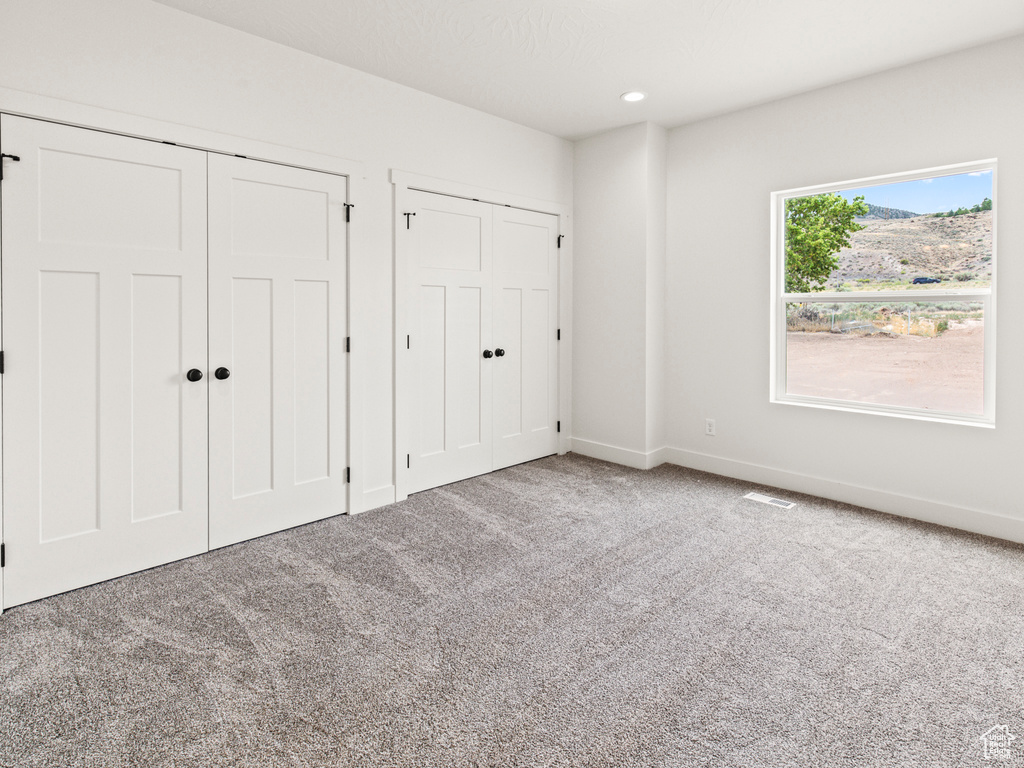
[620,91,647,102]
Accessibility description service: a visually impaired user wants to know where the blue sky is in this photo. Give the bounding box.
[838,169,992,214]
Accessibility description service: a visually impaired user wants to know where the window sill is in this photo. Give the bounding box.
[771,394,995,428]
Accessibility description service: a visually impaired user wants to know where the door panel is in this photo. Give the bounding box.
[38,149,184,251]
[230,277,275,499]
[419,210,484,271]
[1,115,209,608]
[293,280,331,484]
[494,287,523,440]
[492,207,559,470]
[229,179,329,260]
[131,274,187,522]
[38,271,99,542]
[207,155,347,549]
[452,285,485,449]
[407,192,493,493]
[417,284,448,458]
[522,288,553,433]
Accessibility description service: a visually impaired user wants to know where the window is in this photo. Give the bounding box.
[771,160,996,425]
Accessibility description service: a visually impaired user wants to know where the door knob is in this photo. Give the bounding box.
[494,348,505,357]
[186,368,203,382]
[215,367,231,380]
[482,349,493,359]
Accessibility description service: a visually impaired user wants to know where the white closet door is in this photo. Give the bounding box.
[207,155,348,549]
[492,207,559,470]
[406,191,493,493]
[1,115,209,608]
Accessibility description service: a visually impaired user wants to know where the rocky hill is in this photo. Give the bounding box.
[858,202,919,220]
[833,210,992,285]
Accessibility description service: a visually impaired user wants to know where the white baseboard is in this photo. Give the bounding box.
[663,447,1024,545]
[570,438,667,470]
[351,485,396,515]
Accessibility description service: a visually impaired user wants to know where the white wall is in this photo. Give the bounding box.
[572,122,667,468]
[664,35,1024,540]
[0,0,573,510]
[645,124,668,455]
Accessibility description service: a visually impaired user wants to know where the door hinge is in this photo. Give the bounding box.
[1,153,21,182]
[557,329,561,341]
[557,234,564,249]
[344,203,355,222]
[407,335,410,350]
[557,421,561,433]
[407,454,410,469]
[1,543,5,568]
[0,350,5,374]
[346,467,351,484]
[346,337,351,353]
[404,212,416,229]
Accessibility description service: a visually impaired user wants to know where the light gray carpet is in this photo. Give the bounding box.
[1,454,1022,767]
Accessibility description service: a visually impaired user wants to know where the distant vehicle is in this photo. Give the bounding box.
[912,277,942,284]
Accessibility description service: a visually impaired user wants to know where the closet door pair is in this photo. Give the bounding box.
[404,190,558,494]
[0,116,347,608]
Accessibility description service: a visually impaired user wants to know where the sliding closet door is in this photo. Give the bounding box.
[1,116,209,608]
[492,207,559,470]
[406,191,494,493]
[207,155,348,549]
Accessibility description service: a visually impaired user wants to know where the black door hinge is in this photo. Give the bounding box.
[1,153,21,182]
[407,335,410,350]
[557,234,564,249]
[346,337,351,353]
[556,329,561,341]
[0,350,5,374]
[1,543,5,568]
[346,467,351,484]
[557,421,561,433]
[407,454,410,469]
[404,212,416,229]
[344,203,355,222]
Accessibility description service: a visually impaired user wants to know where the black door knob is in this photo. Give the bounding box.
[482,349,493,359]
[494,348,505,357]
[186,368,203,382]
[215,367,231,380]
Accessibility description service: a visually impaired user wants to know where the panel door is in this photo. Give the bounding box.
[1,115,209,608]
[492,207,559,470]
[207,155,348,549]
[406,191,493,493]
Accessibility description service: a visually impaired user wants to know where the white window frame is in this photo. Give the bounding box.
[770,159,997,427]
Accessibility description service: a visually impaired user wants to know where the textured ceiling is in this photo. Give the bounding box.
[151,0,1024,139]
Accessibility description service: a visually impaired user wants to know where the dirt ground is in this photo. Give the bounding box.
[786,323,984,414]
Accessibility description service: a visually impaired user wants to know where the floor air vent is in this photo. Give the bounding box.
[744,492,796,509]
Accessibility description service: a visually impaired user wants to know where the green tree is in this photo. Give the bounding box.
[981,197,993,211]
[785,193,868,292]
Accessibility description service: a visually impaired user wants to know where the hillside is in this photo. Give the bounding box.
[833,210,992,285]
[858,202,919,220]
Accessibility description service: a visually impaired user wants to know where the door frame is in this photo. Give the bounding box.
[391,169,572,503]
[0,87,362,613]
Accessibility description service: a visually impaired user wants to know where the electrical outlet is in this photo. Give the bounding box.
[705,418,716,436]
